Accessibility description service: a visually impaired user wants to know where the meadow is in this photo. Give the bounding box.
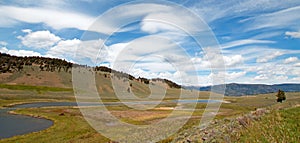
[0,86,299,142]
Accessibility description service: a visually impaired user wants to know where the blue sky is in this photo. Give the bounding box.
[0,0,300,86]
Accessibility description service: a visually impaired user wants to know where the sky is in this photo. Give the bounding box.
[0,0,300,86]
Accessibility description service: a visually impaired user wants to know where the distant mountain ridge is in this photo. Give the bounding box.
[185,83,300,96]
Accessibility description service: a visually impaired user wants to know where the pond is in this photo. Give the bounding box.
[0,102,78,139]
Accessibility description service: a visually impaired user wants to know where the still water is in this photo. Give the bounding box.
[0,102,78,139]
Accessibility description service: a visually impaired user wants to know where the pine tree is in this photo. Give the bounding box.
[276,89,286,103]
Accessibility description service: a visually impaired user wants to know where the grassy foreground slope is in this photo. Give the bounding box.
[238,106,300,142]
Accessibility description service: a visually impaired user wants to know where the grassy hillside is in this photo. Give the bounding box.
[238,106,300,142]
[0,66,72,88]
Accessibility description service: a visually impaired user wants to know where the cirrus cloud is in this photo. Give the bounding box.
[0,5,95,30]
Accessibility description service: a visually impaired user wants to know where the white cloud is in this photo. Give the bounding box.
[284,57,299,64]
[140,8,206,34]
[87,3,173,35]
[191,0,300,23]
[87,3,209,35]
[222,46,300,65]
[226,71,247,80]
[274,75,289,81]
[7,0,67,8]
[221,39,275,49]
[47,38,81,59]
[285,31,300,38]
[294,63,300,67]
[0,1,220,35]
[248,63,296,77]
[224,55,244,67]
[141,21,178,34]
[290,68,300,75]
[254,74,268,80]
[75,39,107,64]
[106,42,129,65]
[0,41,8,46]
[250,31,283,40]
[0,47,9,53]
[8,50,42,57]
[208,71,245,83]
[243,62,300,84]
[291,76,300,82]
[253,73,288,83]
[256,51,283,63]
[46,39,108,64]
[191,57,210,69]
[0,6,95,30]
[110,35,193,72]
[18,30,61,49]
[241,6,300,31]
[127,68,196,86]
[0,47,41,57]
[22,29,32,33]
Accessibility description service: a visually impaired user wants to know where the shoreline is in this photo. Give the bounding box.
[0,102,57,140]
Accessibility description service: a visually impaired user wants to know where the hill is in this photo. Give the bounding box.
[0,53,182,100]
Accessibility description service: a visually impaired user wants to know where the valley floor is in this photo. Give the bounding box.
[0,87,299,143]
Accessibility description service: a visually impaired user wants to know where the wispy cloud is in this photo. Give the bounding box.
[240,6,300,31]
[88,3,209,35]
[0,5,95,30]
[221,39,275,49]
[191,0,300,23]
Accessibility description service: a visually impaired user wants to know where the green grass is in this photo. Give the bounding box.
[0,84,72,93]
[0,85,75,108]
[237,107,300,142]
